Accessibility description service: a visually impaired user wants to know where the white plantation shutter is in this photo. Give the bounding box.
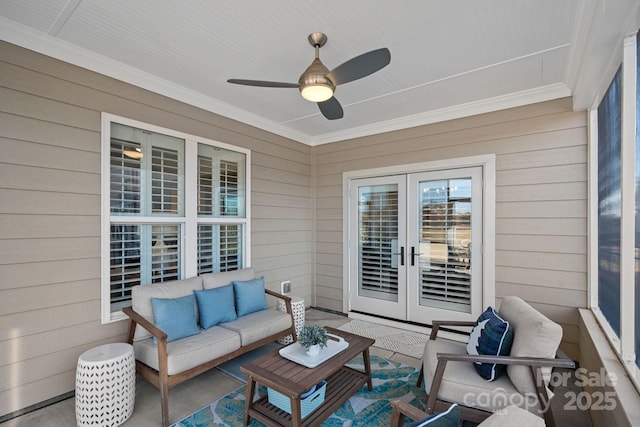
[196,144,245,274]
[419,179,472,313]
[220,224,241,270]
[196,224,241,274]
[198,155,213,215]
[220,160,239,217]
[109,125,185,312]
[109,224,141,309]
[110,139,141,214]
[150,224,180,282]
[151,147,180,214]
[358,185,399,299]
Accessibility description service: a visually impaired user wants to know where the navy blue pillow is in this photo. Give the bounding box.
[233,277,268,316]
[150,294,200,344]
[406,404,460,427]
[194,284,237,329]
[466,307,514,380]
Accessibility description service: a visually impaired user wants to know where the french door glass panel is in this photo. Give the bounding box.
[359,184,399,301]
[349,175,407,319]
[407,167,483,323]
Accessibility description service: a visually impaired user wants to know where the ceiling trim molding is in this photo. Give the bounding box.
[306,83,572,146]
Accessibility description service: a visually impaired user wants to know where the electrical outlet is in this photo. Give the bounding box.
[280,280,291,294]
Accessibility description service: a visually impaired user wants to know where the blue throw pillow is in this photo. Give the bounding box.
[466,307,514,381]
[406,404,460,427]
[233,277,268,316]
[151,294,200,344]
[194,284,237,329]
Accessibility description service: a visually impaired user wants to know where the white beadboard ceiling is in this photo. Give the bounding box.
[1,0,639,145]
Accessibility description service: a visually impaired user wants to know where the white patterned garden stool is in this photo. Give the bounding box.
[75,343,135,427]
[277,296,305,345]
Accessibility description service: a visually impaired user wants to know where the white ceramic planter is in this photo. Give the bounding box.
[305,344,320,356]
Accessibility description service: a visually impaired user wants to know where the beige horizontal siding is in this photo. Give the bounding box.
[0,41,312,417]
[312,97,587,357]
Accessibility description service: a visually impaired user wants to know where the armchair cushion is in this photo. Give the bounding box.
[423,338,526,412]
[498,296,562,396]
[406,403,460,427]
[466,307,513,380]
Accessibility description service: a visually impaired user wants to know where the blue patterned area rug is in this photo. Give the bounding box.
[172,355,427,427]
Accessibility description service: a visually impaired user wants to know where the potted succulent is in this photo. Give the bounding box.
[298,324,329,356]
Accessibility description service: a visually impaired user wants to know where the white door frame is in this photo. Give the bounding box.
[342,154,496,319]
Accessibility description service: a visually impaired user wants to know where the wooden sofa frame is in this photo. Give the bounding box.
[417,320,576,427]
[124,288,296,427]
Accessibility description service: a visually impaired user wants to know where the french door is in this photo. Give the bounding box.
[348,167,484,324]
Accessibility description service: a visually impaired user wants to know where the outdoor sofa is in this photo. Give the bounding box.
[123,267,296,427]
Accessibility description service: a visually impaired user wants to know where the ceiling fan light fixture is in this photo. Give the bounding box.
[300,80,334,102]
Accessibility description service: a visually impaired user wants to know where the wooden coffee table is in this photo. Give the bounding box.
[241,326,375,427]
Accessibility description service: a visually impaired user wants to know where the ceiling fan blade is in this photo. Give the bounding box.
[326,48,390,86]
[318,97,344,120]
[227,79,299,88]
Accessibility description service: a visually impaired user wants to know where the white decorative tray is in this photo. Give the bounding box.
[279,333,349,368]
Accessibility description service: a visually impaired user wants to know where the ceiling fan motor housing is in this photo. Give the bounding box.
[299,58,334,102]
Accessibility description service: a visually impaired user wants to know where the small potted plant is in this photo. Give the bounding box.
[298,324,329,356]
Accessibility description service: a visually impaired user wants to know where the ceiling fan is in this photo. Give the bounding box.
[227,32,391,120]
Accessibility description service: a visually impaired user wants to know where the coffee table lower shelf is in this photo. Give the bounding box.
[248,366,367,427]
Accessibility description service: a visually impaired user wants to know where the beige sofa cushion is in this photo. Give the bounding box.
[498,296,562,397]
[219,308,292,346]
[133,325,241,375]
[422,338,531,412]
[131,276,203,341]
[201,267,255,289]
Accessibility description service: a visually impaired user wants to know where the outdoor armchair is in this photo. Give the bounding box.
[417,296,575,427]
[390,400,545,427]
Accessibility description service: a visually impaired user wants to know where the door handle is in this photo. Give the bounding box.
[410,246,422,266]
[392,246,405,266]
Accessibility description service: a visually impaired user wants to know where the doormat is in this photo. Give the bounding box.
[171,354,426,427]
[338,319,429,359]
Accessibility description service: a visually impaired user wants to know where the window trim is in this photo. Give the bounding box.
[588,32,640,390]
[100,113,251,323]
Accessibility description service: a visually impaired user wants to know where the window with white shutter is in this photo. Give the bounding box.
[102,115,249,322]
[196,144,246,275]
